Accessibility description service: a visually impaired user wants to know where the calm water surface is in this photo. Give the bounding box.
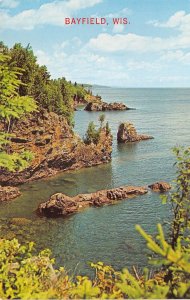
[0,88,190,274]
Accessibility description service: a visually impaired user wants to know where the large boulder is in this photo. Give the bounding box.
[0,186,21,201]
[37,193,79,217]
[117,122,153,143]
[85,102,129,111]
[37,185,148,217]
[148,182,171,192]
[85,102,103,111]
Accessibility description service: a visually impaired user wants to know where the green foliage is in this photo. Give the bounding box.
[0,42,90,125]
[84,117,111,145]
[84,121,100,145]
[106,121,111,135]
[70,277,100,298]
[0,96,37,122]
[1,233,189,299]
[0,239,56,299]
[1,42,190,298]
[99,113,105,128]
[135,223,190,298]
[0,132,12,148]
[161,147,190,249]
[0,151,34,172]
[136,224,190,273]
[0,53,37,124]
[0,52,37,172]
[8,43,40,97]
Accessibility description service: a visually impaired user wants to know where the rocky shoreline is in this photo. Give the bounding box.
[37,182,171,218]
[0,99,169,207]
[0,109,112,186]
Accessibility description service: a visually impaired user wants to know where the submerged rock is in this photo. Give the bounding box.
[37,185,148,217]
[117,122,153,143]
[148,182,171,192]
[85,101,129,111]
[9,218,32,226]
[0,186,21,201]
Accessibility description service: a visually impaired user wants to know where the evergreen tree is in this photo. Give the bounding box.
[99,114,105,128]
[84,121,100,145]
[0,53,37,171]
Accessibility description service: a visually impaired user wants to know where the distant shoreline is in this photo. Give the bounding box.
[90,85,190,89]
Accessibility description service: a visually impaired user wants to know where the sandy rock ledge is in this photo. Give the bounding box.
[0,186,21,202]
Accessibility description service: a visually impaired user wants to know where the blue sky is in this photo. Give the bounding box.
[0,0,190,87]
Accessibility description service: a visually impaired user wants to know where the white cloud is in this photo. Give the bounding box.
[161,50,190,65]
[150,10,190,35]
[35,50,52,66]
[158,75,190,84]
[87,31,190,53]
[105,7,132,18]
[66,0,101,10]
[56,37,82,51]
[127,60,161,71]
[34,42,125,84]
[0,0,18,8]
[88,33,160,52]
[20,8,190,87]
[112,24,125,33]
[0,0,102,30]
[33,42,190,87]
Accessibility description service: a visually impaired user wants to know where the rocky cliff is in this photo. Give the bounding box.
[0,110,112,186]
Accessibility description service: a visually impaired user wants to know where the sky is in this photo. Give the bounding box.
[0,0,190,87]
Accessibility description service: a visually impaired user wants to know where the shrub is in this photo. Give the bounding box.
[83,121,100,145]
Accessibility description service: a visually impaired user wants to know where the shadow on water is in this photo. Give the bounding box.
[117,142,138,156]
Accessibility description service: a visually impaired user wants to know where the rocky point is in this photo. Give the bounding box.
[85,101,129,111]
[37,185,148,217]
[0,109,112,186]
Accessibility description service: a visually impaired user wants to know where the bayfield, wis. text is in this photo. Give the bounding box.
[64,17,129,25]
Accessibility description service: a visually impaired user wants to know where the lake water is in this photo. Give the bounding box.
[0,88,189,275]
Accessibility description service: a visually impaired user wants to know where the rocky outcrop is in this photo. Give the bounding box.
[74,97,87,110]
[37,186,148,217]
[0,186,21,201]
[74,94,101,110]
[0,109,112,186]
[85,101,129,111]
[148,182,171,192]
[117,122,153,143]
